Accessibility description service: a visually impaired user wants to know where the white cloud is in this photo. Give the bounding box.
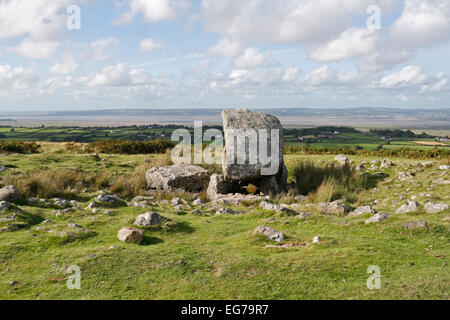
[206,38,241,58]
[89,37,120,61]
[310,28,379,62]
[379,65,427,88]
[139,38,164,53]
[8,39,59,59]
[389,0,450,51]
[79,63,150,88]
[50,56,79,75]
[361,0,450,71]
[0,64,38,91]
[304,66,336,86]
[202,0,393,44]
[0,0,84,41]
[233,48,269,69]
[116,0,191,25]
[283,67,300,82]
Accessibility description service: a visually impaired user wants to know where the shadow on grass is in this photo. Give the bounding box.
[141,235,164,246]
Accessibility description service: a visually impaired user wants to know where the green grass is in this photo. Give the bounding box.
[0,145,449,299]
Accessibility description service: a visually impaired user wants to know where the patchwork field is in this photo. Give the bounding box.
[0,144,449,300]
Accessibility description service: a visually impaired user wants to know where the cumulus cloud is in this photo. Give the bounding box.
[8,39,59,59]
[206,38,241,58]
[0,0,84,41]
[0,64,38,91]
[283,67,300,82]
[310,28,379,62]
[361,0,450,71]
[139,38,164,53]
[88,37,120,61]
[202,0,392,44]
[233,48,270,69]
[50,56,79,75]
[379,65,427,88]
[115,0,191,25]
[79,63,150,88]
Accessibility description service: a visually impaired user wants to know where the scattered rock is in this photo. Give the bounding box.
[68,223,82,229]
[0,201,11,210]
[424,202,449,214]
[0,185,21,202]
[259,201,298,215]
[439,165,449,170]
[134,212,167,227]
[211,193,264,206]
[253,225,284,243]
[319,200,350,215]
[96,194,121,203]
[313,236,321,243]
[52,198,69,208]
[86,201,99,209]
[432,178,450,185]
[350,205,377,216]
[365,213,389,224]
[294,195,308,202]
[334,155,349,166]
[295,212,311,220]
[422,161,434,168]
[0,165,8,172]
[146,164,210,192]
[442,216,450,222]
[171,198,183,206]
[192,198,203,206]
[402,221,428,230]
[381,158,393,169]
[355,164,365,171]
[215,207,237,215]
[396,200,419,214]
[397,172,413,181]
[117,227,144,244]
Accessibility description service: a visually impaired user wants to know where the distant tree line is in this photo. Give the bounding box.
[369,129,433,139]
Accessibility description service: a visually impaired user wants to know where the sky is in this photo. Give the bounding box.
[0,0,449,112]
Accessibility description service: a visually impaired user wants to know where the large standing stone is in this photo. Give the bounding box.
[0,185,21,202]
[146,164,210,192]
[222,109,286,186]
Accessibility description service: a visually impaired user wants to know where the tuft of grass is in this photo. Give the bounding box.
[294,160,369,203]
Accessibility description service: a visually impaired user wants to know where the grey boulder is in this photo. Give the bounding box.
[253,225,284,243]
[117,227,144,243]
[319,200,350,215]
[222,109,284,182]
[146,164,210,192]
[0,185,21,202]
[134,212,167,227]
[424,202,449,214]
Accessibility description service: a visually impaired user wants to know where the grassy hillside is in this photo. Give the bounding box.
[0,144,448,299]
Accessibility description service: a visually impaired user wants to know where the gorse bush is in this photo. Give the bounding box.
[294,160,370,203]
[285,146,450,159]
[66,139,174,154]
[0,140,40,153]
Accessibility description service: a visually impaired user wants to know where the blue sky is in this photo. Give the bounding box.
[0,0,449,111]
